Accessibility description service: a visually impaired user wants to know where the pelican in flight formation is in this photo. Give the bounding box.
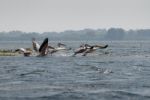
[15,38,108,57]
[73,44,108,56]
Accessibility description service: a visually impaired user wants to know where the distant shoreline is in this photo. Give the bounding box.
[0,28,150,41]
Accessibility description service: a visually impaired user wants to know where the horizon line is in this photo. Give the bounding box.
[0,27,150,33]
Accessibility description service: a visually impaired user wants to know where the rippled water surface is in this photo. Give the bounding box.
[0,41,150,100]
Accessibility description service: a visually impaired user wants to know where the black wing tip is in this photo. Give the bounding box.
[39,38,49,52]
[101,44,108,49]
[105,44,108,48]
[45,38,48,42]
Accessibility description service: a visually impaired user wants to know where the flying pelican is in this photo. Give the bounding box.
[32,38,49,56]
[73,43,108,56]
[82,44,108,56]
[15,38,49,57]
[82,46,95,56]
[73,45,88,56]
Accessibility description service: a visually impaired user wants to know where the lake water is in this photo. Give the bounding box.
[0,41,150,100]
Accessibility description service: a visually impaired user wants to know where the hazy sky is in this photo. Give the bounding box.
[0,0,149,32]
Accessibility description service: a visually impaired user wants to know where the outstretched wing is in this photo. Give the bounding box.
[18,48,27,53]
[39,38,48,56]
[32,40,40,52]
[93,44,108,49]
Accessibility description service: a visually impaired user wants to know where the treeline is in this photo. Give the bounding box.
[0,28,150,41]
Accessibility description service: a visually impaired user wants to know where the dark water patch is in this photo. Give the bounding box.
[19,69,46,77]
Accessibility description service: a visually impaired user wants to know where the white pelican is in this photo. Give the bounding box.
[15,48,32,57]
[15,38,49,57]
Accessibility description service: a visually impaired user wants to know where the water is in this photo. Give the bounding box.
[0,41,150,100]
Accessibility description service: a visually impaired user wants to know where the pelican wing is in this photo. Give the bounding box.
[93,44,108,49]
[32,41,40,52]
[19,48,27,53]
[39,38,48,56]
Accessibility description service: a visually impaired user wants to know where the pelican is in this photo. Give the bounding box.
[15,48,32,57]
[16,38,49,57]
[58,43,66,47]
[73,45,88,56]
[48,45,57,55]
[32,38,49,56]
[82,46,95,56]
[48,43,71,55]
[73,43,108,56]
[83,44,108,49]
[83,44,108,56]
[82,44,108,56]
[55,43,71,50]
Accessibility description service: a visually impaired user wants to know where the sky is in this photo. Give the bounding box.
[0,0,149,32]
